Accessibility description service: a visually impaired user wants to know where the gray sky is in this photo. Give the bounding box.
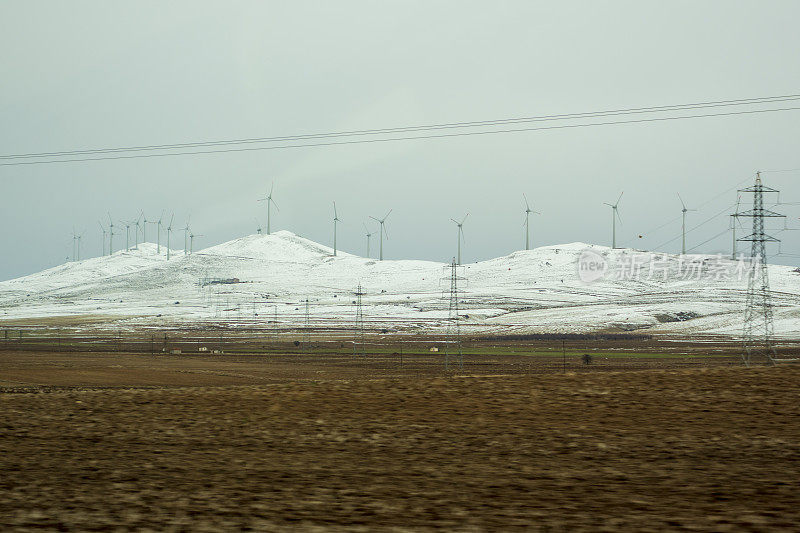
[2,1,800,280]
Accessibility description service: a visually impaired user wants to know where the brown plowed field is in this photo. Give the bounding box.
[1,351,799,530]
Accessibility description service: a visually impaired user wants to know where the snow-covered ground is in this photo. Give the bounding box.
[1,230,799,338]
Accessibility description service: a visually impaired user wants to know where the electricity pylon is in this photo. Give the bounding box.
[353,284,365,356]
[737,171,785,366]
[443,258,466,371]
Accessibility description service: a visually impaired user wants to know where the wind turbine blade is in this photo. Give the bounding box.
[450,218,459,224]
[461,213,469,225]
[616,191,624,205]
[269,182,274,196]
[677,192,686,210]
[460,227,466,243]
[383,224,389,239]
[363,222,369,233]
[383,209,392,220]
[616,208,622,223]
[271,198,280,211]
[369,216,379,222]
[603,203,613,207]
[523,193,530,210]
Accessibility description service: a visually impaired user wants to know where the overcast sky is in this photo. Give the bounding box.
[2,1,800,280]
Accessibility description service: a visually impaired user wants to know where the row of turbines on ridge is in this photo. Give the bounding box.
[68,182,707,265]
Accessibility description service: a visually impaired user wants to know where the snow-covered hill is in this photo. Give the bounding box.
[1,230,799,338]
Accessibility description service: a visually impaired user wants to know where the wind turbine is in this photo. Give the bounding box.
[363,223,376,258]
[107,213,115,255]
[332,202,341,256]
[71,227,78,261]
[604,192,623,248]
[76,230,84,261]
[522,193,540,250]
[451,214,468,265]
[190,232,203,254]
[134,212,143,250]
[166,214,174,260]
[678,193,697,254]
[142,213,149,244]
[156,211,164,254]
[99,222,108,256]
[183,216,191,255]
[731,195,742,259]
[123,220,132,251]
[257,182,279,235]
[369,210,392,260]
[71,228,84,261]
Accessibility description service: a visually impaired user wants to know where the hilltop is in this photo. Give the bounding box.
[0,230,798,338]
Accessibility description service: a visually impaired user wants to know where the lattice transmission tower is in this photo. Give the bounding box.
[353,284,366,356]
[443,257,466,371]
[737,171,785,366]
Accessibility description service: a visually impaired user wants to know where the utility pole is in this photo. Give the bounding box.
[302,299,311,353]
[737,172,786,366]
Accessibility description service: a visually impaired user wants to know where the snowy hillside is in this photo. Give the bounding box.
[1,230,799,338]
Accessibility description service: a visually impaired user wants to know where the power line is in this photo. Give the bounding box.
[621,175,755,248]
[3,105,800,167]
[652,201,739,252]
[4,93,799,161]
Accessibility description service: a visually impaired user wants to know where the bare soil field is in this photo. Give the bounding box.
[1,350,799,530]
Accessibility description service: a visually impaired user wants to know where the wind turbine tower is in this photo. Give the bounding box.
[124,220,131,251]
[156,212,164,254]
[450,214,468,265]
[332,202,341,256]
[678,193,697,254]
[522,193,540,250]
[107,213,115,255]
[142,213,149,245]
[258,182,279,235]
[183,217,191,255]
[731,195,741,259]
[363,223,376,258]
[166,214,174,260]
[190,232,203,254]
[369,210,392,260]
[604,193,623,248]
[99,222,108,256]
[134,213,142,249]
